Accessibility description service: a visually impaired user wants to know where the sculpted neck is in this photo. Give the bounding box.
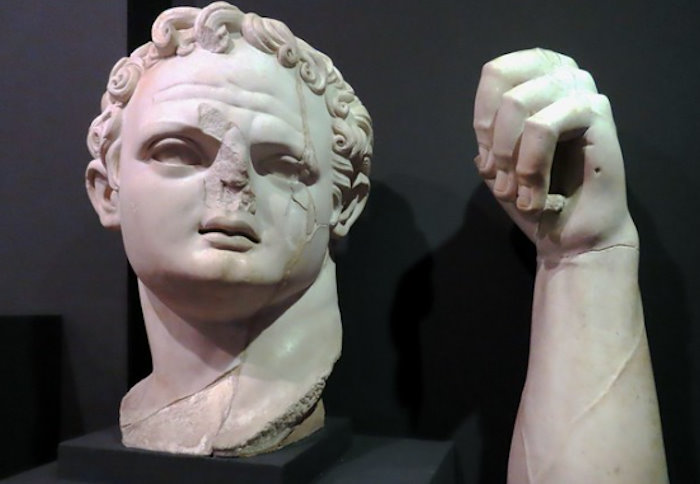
[129,254,342,417]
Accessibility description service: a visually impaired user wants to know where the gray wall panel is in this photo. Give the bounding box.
[0,1,128,438]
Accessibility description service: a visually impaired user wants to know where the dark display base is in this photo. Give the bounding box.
[3,424,456,484]
[58,418,351,484]
[315,435,455,484]
[0,316,61,479]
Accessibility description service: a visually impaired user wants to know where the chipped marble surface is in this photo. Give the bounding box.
[473,48,668,483]
[83,2,668,479]
[85,1,371,456]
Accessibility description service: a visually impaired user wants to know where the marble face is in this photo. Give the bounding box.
[86,2,371,455]
[117,44,339,323]
[83,1,667,473]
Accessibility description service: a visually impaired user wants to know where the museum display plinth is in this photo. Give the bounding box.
[57,418,351,484]
[315,435,455,483]
[3,425,456,484]
[0,316,61,479]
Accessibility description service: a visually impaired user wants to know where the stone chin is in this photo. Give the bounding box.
[86,1,372,457]
[131,248,333,325]
[121,255,343,456]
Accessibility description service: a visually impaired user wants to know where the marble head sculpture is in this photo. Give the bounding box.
[85,1,372,456]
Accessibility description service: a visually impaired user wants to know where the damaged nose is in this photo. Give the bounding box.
[204,126,256,214]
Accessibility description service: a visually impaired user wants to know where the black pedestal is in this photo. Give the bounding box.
[315,435,455,484]
[0,316,62,479]
[57,418,351,484]
[4,423,458,483]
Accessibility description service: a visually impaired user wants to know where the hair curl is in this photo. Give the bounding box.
[88,1,372,223]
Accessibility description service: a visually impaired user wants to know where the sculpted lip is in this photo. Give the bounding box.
[199,216,261,250]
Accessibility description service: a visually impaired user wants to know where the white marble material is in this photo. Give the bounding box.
[85,1,371,456]
[83,1,667,478]
[473,48,668,483]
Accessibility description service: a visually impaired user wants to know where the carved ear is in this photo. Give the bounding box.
[85,159,120,230]
[330,173,370,238]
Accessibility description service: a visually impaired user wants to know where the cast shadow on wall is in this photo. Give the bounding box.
[123,177,694,482]
[629,193,697,484]
[331,179,696,483]
[328,181,535,483]
[328,181,433,434]
[414,183,535,484]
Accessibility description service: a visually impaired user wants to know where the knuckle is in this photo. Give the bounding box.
[592,93,613,116]
[515,162,543,180]
[524,117,557,141]
[534,48,579,70]
[576,69,598,92]
[534,47,555,67]
[501,92,527,116]
[491,145,514,161]
[493,189,516,203]
[533,47,552,59]
[558,53,579,69]
[481,59,505,79]
[479,164,497,179]
[473,119,491,133]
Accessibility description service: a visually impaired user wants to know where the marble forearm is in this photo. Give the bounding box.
[508,246,668,483]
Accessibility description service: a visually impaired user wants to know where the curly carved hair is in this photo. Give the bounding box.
[87,1,372,235]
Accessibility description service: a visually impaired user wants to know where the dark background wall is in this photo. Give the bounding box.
[2,1,698,482]
[0,0,128,473]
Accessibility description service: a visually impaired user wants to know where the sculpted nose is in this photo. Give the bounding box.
[209,145,248,188]
[209,126,248,185]
[204,126,256,213]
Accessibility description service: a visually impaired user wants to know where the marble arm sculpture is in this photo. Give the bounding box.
[473,49,668,483]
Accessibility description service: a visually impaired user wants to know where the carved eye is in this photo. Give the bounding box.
[149,138,207,167]
[262,155,307,180]
[251,142,315,185]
